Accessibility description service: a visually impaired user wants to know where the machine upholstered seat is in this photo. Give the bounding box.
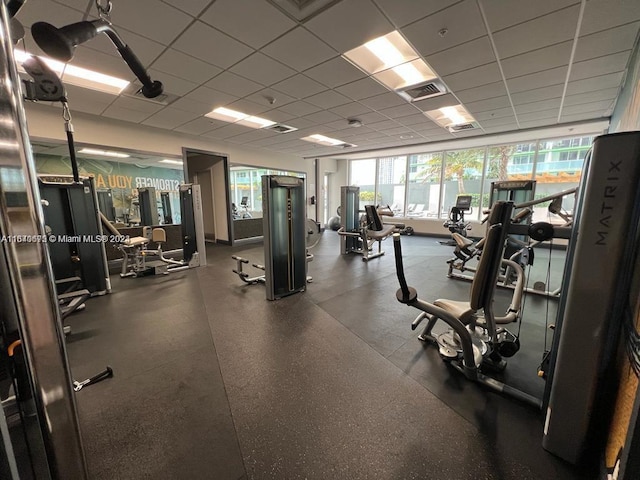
[367,224,395,239]
[452,232,474,249]
[123,236,149,247]
[433,299,475,325]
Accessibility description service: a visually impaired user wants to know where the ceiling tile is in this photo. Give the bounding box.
[146,69,198,96]
[161,0,213,16]
[262,27,337,72]
[425,36,496,76]
[106,96,165,115]
[455,82,509,104]
[575,22,640,61]
[230,53,297,86]
[38,0,87,13]
[403,0,487,56]
[396,113,433,126]
[227,129,279,144]
[481,0,579,32]
[151,49,222,83]
[271,75,327,99]
[59,84,115,115]
[367,119,403,131]
[561,100,615,116]
[301,110,342,125]
[515,98,562,114]
[565,72,624,96]
[206,72,263,97]
[359,92,406,110]
[329,102,374,119]
[474,107,514,120]
[357,111,389,124]
[563,88,619,106]
[443,63,503,91]
[336,78,388,100]
[142,107,200,129]
[560,111,609,123]
[107,0,192,46]
[183,86,236,108]
[67,46,134,81]
[518,108,559,122]
[465,95,512,113]
[580,0,640,36]
[227,99,271,115]
[518,119,558,129]
[412,93,460,111]
[569,51,631,81]
[200,0,296,49]
[506,66,568,93]
[511,85,564,105]
[174,117,223,135]
[303,57,366,88]
[202,123,254,139]
[374,0,459,28]
[501,42,572,79]
[493,5,580,59]
[276,101,322,117]
[378,104,422,119]
[245,89,297,109]
[479,115,517,128]
[101,105,156,124]
[173,21,253,69]
[170,97,213,115]
[305,90,352,109]
[305,0,394,52]
[258,109,296,123]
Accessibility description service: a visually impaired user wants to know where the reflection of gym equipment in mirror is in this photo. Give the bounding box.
[392,132,640,465]
[101,184,206,277]
[231,176,311,300]
[337,186,397,261]
[231,196,252,220]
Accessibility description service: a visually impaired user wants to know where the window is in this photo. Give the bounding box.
[349,159,377,206]
[406,153,442,218]
[442,148,484,220]
[377,156,406,215]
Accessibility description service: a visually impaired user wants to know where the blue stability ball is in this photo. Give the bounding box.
[328,216,341,231]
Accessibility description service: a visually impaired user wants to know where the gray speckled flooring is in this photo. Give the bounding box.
[65,232,591,479]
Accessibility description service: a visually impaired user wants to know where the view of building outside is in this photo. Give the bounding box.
[229,167,304,219]
[348,134,595,223]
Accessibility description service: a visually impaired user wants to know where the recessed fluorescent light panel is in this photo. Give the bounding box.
[301,134,356,148]
[205,107,276,129]
[78,148,130,158]
[160,159,183,165]
[14,49,129,95]
[425,104,476,129]
[343,31,439,91]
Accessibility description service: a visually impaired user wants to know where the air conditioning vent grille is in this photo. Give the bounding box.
[265,123,298,134]
[452,123,476,131]
[399,80,446,102]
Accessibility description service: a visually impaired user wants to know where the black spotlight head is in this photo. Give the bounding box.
[141,80,164,99]
[31,21,98,62]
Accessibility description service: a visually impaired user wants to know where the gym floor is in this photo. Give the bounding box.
[65,232,589,480]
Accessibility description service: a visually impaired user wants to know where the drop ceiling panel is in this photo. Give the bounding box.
[402,0,487,56]
[206,72,263,97]
[146,70,198,96]
[226,129,279,143]
[336,77,388,100]
[501,42,572,79]
[515,98,562,114]
[569,51,631,81]
[161,0,213,17]
[276,101,322,117]
[356,111,390,124]
[574,22,640,61]
[170,96,214,115]
[474,107,514,120]
[107,96,166,115]
[465,95,512,113]
[511,85,564,105]
[174,117,223,135]
[50,0,92,12]
[455,82,509,104]
[107,0,193,46]
[305,0,394,52]
[271,74,327,99]
[412,93,460,111]
[374,0,459,28]
[425,36,496,76]
[565,72,624,96]
[580,0,640,36]
[303,57,366,88]
[101,105,157,124]
[262,28,336,72]
[493,5,580,59]
[18,1,84,29]
[396,113,434,126]
[200,0,296,49]
[304,90,352,109]
[257,109,296,123]
[506,66,568,93]
[173,21,253,69]
[68,46,134,81]
[301,110,342,124]
[141,107,200,129]
[359,92,406,110]
[561,100,614,116]
[184,86,235,106]
[230,53,297,86]
[518,108,559,122]
[151,49,222,83]
[378,104,422,119]
[367,119,402,131]
[245,89,297,109]
[480,0,579,32]
[227,99,271,115]
[202,123,254,139]
[560,111,609,123]
[329,102,373,119]
[442,63,503,92]
[480,115,518,128]
[62,85,115,115]
[563,88,619,106]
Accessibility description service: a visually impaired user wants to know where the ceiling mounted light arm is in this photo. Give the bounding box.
[31,17,163,98]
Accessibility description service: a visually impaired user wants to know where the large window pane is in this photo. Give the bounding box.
[406,153,442,218]
[442,148,485,220]
[350,159,377,206]
[533,135,593,223]
[377,156,406,214]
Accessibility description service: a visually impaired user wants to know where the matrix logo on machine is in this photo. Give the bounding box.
[596,159,622,247]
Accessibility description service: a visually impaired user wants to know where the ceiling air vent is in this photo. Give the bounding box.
[398,80,447,102]
[123,82,179,106]
[339,142,356,148]
[265,123,298,134]
[448,122,480,133]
